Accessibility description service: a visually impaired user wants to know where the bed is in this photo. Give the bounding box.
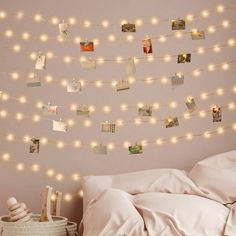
[79,150,236,236]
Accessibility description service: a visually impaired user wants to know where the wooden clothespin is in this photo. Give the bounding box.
[40,186,53,222]
[52,191,62,216]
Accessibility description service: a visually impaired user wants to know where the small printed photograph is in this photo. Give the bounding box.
[27,73,41,87]
[116,80,130,91]
[42,104,58,115]
[165,116,179,128]
[171,73,184,87]
[93,144,107,155]
[128,144,143,154]
[142,37,153,54]
[186,97,197,113]
[191,30,205,40]
[59,21,69,39]
[67,79,81,92]
[177,53,191,63]
[101,122,116,133]
[76,105,90,117]
[80,41,94,52]
[121,23,136,32]
[81,58,96,70]
[212,106,221,122]
[138,105,152,116]
[29,138,40,154]
[172,19,186,30]
[53,120,68,132]
[126,57,136,76]
[35,52,46,70]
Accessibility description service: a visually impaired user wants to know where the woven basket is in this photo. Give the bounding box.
[66,222,78,236]
[0,214,68,236]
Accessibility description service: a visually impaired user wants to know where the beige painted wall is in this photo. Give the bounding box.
[0,0,236,224]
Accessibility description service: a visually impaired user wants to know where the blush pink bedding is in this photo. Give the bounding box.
[79,149,236,236]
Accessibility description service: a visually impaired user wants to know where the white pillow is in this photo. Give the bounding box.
[189,149,236,204]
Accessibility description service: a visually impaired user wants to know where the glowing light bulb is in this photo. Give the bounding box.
[0,110,7,118]
[153,103,160,109]
[135,118,142,125]
[121,104,128,111]
[2,153,10,161]
[201,10,209,18]
[228,39,235,47]
[34,14,43,22]
[51,17,59,25]
[5,29,13,37]
[16,113,23,120]
[123,141,130,148]
[64,194,72,202]
[145,77,153,84]
[233,86,236,93]
[193,69,201,77]
[175,32,183,39]
[213,45,221,53]
[97,57,105,65]
[164,55,171,62]
[222,63,229,70]
[0,11,7,19]
[217,5,224,13]
[95,80,103,87]
[116,119,124,126]
[31,164,40,172]
[150,117,157,124]
[23,135,30,143]
[13,44,21,53]
[78,190,84,197]
[222,20,229,28]
[61,79,67,87]
[147,56,154,63]
[40,34,48,42]
[136,19,143,26]
[46,51,54,59]
[126,34,134,42]
[90,141,97,148]
[228,102,235,110]
[56,173,64,181]
[171,137,178,144]
[74,37,81,44]
[200,92,208,100]
[89,105,95,113]
[64,56,72,64]
[72,173,80,181]
[197,47,205,55]
[128,77,135,84]
[69,17,76,25]
[204,131,211,139]
[151,17,158,25]
[45,75,53,83]
[33,114,41,122]
[116,56,123,64]
[16,163,24,171]
[108,34,116,42]
[84,119,92,127]
[11,72,19,80]
[57,141,64,149]
[161,76,168,84]
[186,133,193,140]
[208,26,216,33]
[2,93,9,101]
[120,19,128,25]
[170,101,177,109]
[216,88,224,96]
[102,20,109,27]
[22,32,30,40]
[233,123,236,131]
[6,133,14,142]
[186,14,194,22]
[183,112,190,120]
[208,64,215,71]
[159,35,167,43]
[47,169,55,177]
[199,110,206,118]
[156,139,163,146]
[141,140,148,147]
[217,127,224,134]
[84,20,91,27]
[29,52,37,60]
[67,119,75,127]
[103,105,111,113]
[74,140,81,148]
[41,137,48,145]
[108,143,115,150]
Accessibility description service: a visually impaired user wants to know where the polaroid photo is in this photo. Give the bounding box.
[27,73,41,87]
[165,116,179,128]
[172,19,186,30]
[35,52,46,70]
[67,79,81,92]
[59,21,69,39]
[177,53,191,63]
[128,144,143,154]
[126,57,136,76]
[80,58,96,70]
[42,104,58,115]
[191,30,205,40]
[116,80,130,91]
[76,105,90,117]
[101,122,116,133]
[53,120,68,132]
[80,41,94,52]
[29,138,40,154]
[212,106,221,122]
[186,97,197,113]
[142,37,153,54]
[93,144,107,155]
[138,105,152,116]
[171,73,184,87]
[121,23,136,32]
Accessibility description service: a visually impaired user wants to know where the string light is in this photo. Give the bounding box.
[216,5,225,13]
[34,14,43,22]
[23,135,31,143]
[84,20,91,27]
[103,105,111,113]
[171,137,178,144]
[0,110,7,118]
[208,26,216,33]
[6,133,14,142]
[108,34,116,42]
[16,163,24,171]
[57,141,65,149]
[47,169,55,177]
[156,138,163,146]
[51,17,59,25]
[150,17,159,25]
[64,194,72,202]
[13,44,21,53]
[201,10,210,18]
[40,34,48,42]
[186,14,194,22]
[56,173,64,181]
[41,137,48,145]
[2,153,10,161]
[84,119,92,127]
[22,32,30,40]
[159,35,167,43]
[74,140,81,148]
[102,20,109,28]
[216,88,224,96]
[186,133,193,140]
[5,29,13,38]
[72,173,80,181]
[31,164,40,172]
[213,44,221,53]
[11,72,20,80]
[217,127,224,134]
[222,20,229,28]
[0,11,7,19]
[228,39,235,47]
[199,110,207,118]
[107,143,115,150]
[204,131,211,139]
[197,47,205,55]
[222,63,229,70]
[69,17,76,25]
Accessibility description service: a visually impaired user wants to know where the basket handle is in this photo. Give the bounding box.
[0,227,3,236]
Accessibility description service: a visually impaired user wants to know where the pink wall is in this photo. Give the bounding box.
[0,0,236,224]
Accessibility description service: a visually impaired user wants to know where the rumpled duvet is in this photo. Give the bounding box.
[79,150,236,236]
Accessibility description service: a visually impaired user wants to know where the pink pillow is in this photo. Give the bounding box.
[189,149,236,204]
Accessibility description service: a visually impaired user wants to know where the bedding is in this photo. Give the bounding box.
[79,149,236,236]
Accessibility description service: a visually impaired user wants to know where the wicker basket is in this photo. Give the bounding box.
[66,222,78,236]
[0,214,69,236]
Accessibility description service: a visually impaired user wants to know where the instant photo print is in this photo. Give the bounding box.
[67,79,81,92]
[42,104,58,115]
[76,105,90,117]
[171,73,184,87]
[191,30,205,40]
[80,41,94,52]
[35,52,46,70]
[29,138,40,154]
[138,105,152,116]
[53,120,68,132]
[116,80,130,91]
[212,106,222,122]
[27,73,41,87]
[128,144,143,154]
[126,57,136,76]
[93,144,108,155]
[177,53,191,63]
[165,116,179,128]
[101,122,116,133]
[142,37,153,54]
[172,19,186,30]
[59,21,69,39]
[186,97,197,113]
[81,58,96,70]
[121,23,136,32]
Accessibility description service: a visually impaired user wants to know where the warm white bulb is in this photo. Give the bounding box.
[33,114,41,122]
[151,17,158,24]
[74,140,81,148]
[121,104,128,111]
[208,64,215,71]
[34,14,43,22]
[57,141,64,149]
[126,34,134,42]
[16,113,23,120]
[90,141,97,148]
[159,35,167,43]
[156,138,163,146]
[41,137,48,145]
[217,127,224,134]
[222,20,229,28]
[84,20,91,27]
[222,63,229,70]
[72,173,80,181]
[175,32,183,39]
[56,173,64,181]
[6,133,14,142]
[204,131,211,139]
[1,93,9,101]
[51,17,59,25]
[13,44,21,53]
[116,56,123,64]
[2,153,10,161]
[123,141,131,148]
[171,137,178,144]
[135,118,142,125]
[16,163,24,171]
[216,88,224,96]
[200,92,208,100]
[161,77,168,84]
[193,69,201,77]
[199,110,206,118]
[67,119,75,127]
[95,80,103,88]
[64,194,72,202]
[0,11,7,19]
[22,32,30,40]
[164,55,171,62]
[103,105,111,113]
[217,5,224,13]
[11,72,19,80]
[45,75,53,83]
[64,56,72,64]
[0,110,7,118]
[233,123,236,131]
[47,169,55,177]
[97,57,105,65]
[197,47,205,55]
[186,133,193,140]
[108,143,115,150]
[170,101,177,109]
[31,164,40,172]
[145,77,153,84]
[186,14,194,22]
[183,112,190,120]
[40,34,48,42]
[208,26,216,33]
[69,17,76,25]
[201,10,209,18]
[213,45,221,53]
[108,34,116,42]
[84,119,92,127]
[102,20,109,27]
[150,117,157,124]
[228,39,235,47]
[5,29,13,37]
[228,102,235,110]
